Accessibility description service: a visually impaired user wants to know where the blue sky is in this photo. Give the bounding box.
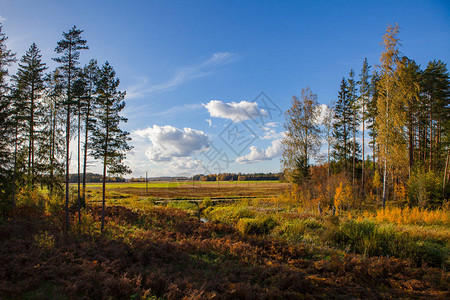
[1,0,449,177]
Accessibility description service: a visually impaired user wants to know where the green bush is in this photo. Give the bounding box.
[167,201,197,212]
[34,231,55,251]
[408,170,446,208]
[17,186,46,209]
[275,219,306,243]
[237,216,278,235]
[205,205,255,224]
[45,194,63,215]
[201,197,212,209]
[327,219,447,267]
[141,197,156,205]
[303,218,323,229]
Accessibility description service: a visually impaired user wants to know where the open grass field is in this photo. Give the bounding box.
[79,180,290,201]
[80,180,282,188]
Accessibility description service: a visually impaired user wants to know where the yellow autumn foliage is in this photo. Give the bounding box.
[355,207,450,226]
[334,182,353,212]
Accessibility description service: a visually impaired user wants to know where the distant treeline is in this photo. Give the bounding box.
[128,172,283,182]
[68,173,126,183]
[194,172,283,182]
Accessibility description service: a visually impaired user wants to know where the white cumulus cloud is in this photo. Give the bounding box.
[236,139,283,164]
[204,100,267,122]
[134,125,210,162]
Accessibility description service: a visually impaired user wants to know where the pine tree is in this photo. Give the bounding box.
[348,68,360,184]
[395,57,421,176]
[40,70,65,198]
[81,59,99,209]
[367,71,380,170]
[13,43,47,185]
[10,87,25,221]
[72,74,85,223]
[422,60,450,172]
[281,87,321,184]
[0,24,16,215]
[323,102,335,181]
[90,62,132,232]
[53,26,88,233]
[358,58,371,194]
[332,78,352,169]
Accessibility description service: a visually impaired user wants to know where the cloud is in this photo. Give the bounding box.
[236,139,283,164]
[206,119,212,127]
[204,100,267,122]
[261,128,284,140]
[143,157,206,177]
[0,15,6,22]
[265,122,279,128]
[315,104,328,125]
[126,52,238,99]
[134,125,210,162]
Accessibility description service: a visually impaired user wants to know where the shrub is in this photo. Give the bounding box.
[408,170,445,208]
[334,181,353,212]
[327,219,447,267]
[275,219,306,243]
[374,206,449,226]
[205,205,255,224]
[303,218,323,229]
[237,216,278,235]
[34,231,55,251]
[45,194,63,215]
[73,210,99,236]
[201,197,212,209]
[17,186,46,209]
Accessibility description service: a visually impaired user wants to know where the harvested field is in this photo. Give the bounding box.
[81,181,291,200]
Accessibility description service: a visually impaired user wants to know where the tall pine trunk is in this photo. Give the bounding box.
[444,149,449,199]
[382,157,387,208]
[29,83,35,184]
[361,103,365,196]
[101,106,110,233]
[352,116,356,184]
[77,103,81,224]
[429,101,433,171]
[408,111,414,177]
[12,118,19,225]
[82,101,91,210]
[49,102,56,198]
[65,63,71,235]
[101,153,107,233]
[65,105,70,233]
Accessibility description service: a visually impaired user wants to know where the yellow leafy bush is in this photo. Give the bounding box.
[45,194,63,215]
[33,231,55,251]
[72,210,99,236]
[372,171,382,189]
[374,206,449,226]
[394,182,407,202]
[17,186,46,208]
[334,182,353,212]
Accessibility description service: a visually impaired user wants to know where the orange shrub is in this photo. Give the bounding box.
[334,182,353,212]
[373,206,449,226]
